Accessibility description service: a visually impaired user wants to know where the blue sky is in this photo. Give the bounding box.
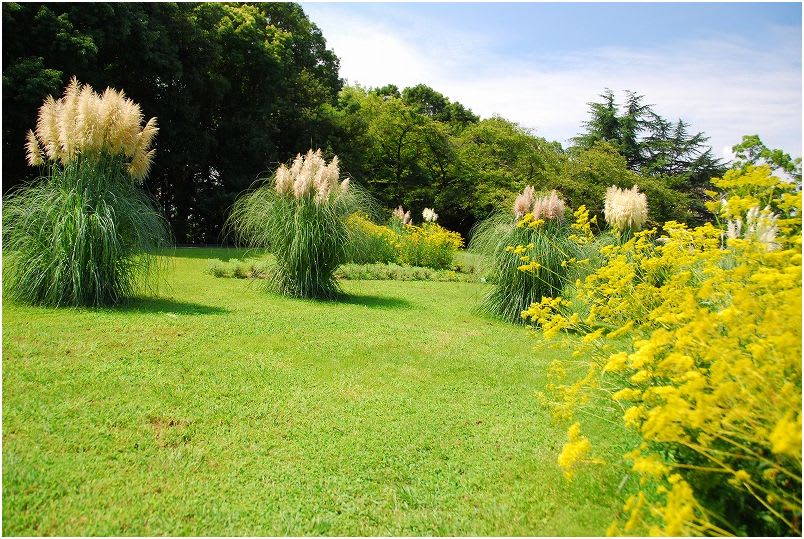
[301,2,802,160]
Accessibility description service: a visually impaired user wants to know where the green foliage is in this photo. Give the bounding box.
[3,156,169,307]
[401,83,479,130]
[451,117,563,225]
[3,2,342,243]
[573,89,723,179]
[555,142,691,226]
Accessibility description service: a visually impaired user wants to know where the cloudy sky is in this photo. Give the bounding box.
[301,2,802,160]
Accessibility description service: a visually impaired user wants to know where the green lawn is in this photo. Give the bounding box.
[3,247,630,535]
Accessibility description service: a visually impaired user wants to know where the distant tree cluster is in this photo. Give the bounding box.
[3,2,726,241]
[572,89,725,221]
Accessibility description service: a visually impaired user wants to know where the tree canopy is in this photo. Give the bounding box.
[4,2,728,240]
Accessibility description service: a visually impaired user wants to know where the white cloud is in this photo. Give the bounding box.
[306,4,802,161]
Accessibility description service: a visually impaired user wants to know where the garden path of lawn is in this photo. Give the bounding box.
[3,248,630,535]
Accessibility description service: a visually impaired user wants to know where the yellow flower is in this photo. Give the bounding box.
[612,388,642,401]
[769,413,802,458]
[557,422,593,480]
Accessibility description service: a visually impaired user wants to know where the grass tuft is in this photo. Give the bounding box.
[228,151,377,300]
[3,156,169,307]
[470,212,580,323]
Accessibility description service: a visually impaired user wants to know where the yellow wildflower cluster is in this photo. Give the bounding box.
[345,213,401,263]
[568,205,597,245]
[516,212,546,229]
[557,422,596,480]
[25,77,158,181]
[526,166,802,536]
[345,213,463,269]
[707,164,802,239]
[398,222,463,270]
[347,213,400,244]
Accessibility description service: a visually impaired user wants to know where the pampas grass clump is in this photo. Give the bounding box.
[229,149,372,299]
[3,78,169,307]
[471,188,579,323]
[604,185,648,239]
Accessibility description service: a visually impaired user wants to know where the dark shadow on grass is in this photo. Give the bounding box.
[110,297,229,315]
[336,293,413,310]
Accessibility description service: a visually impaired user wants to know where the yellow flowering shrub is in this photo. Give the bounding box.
[398,222,463,270]
[524,166,802,536]
[345,213,401,264]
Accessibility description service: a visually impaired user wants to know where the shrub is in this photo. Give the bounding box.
[2,78,169,307]
[470,187,580,323]
[334,262,476,282]
[229,149,371,299]
[345,213,400,264]
[207,260,232,278]
[525,164,802,536]
[398,222,463,270]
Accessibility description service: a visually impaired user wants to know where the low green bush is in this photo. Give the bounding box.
[206,259,269,279]
[335,262,477,282]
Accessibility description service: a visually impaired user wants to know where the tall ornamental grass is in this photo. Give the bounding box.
[470,187,580,323]
[229,149,371,299]
[388,205,412,234]
[3,78,169,307]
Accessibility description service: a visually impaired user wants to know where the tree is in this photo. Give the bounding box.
[731,134,802,182]
[322,86,469,232]
[401,83,479,131]
[573,89,722,177]
[452,116,562,228]
[556,142,690,227]
[572,89,620,150]
[572,89,724,223]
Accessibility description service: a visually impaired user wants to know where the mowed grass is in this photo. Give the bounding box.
[3,247,631,535]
